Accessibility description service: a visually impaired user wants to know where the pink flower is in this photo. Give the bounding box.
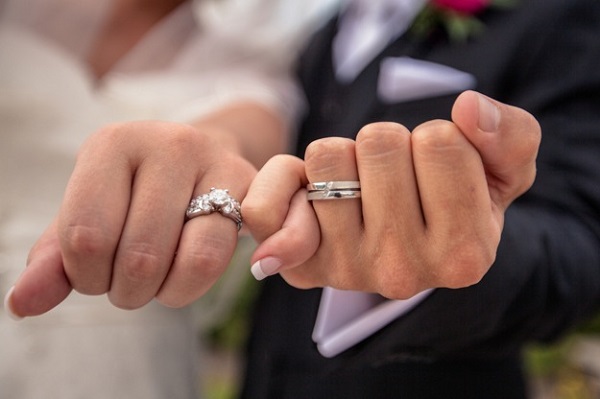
[431,0,491,14]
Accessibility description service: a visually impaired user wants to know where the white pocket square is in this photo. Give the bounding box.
[312,288,433,358]
[377,57,476,103]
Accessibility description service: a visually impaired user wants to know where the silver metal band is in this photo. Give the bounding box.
[307,189,362,201]
[306,181,361,191]
[186,188,242,231]
[306,180,361,201]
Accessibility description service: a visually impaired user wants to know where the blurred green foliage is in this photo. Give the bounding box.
[204,277,260,351]
[525,313,600,399]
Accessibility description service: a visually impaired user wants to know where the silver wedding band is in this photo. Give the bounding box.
[186,188,242,231]
[307,181,361,201]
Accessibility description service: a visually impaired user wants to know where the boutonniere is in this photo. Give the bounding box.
[411,0,518,42]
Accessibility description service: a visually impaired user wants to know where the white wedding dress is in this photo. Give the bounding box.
[0,0,337,397]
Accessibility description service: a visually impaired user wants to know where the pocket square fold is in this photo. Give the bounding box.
[377,57,476,103]
[313,287,434,358]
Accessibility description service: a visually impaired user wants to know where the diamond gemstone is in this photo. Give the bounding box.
[221,202,234,214]
[209,189,229,205]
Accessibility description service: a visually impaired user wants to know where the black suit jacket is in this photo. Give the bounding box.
[241,0,600,398]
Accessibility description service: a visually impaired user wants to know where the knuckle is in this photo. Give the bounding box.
[412,120,466,153]
[182,234,231,279]
[185,254,225,284]
[119,243,165,283]
[107,293,146,311]
[91,122,126,142]
[438,240,495,288]
[155,294,192,309]
[60,223,113,295]
[356,122,410,149]
[304,137,355,176]
[361,234,407,297]
[75,283,108,296]
[372,250,422,300]
[161,124,208,159]
[378,279,421,301]
[77,124,125,160]
[356,122,411,159]
[92,121,152,146]
[60,223,114,259]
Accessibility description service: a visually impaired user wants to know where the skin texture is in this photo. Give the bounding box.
[244,91,540,299]
[5,91,540,317]
[7,100,285,316]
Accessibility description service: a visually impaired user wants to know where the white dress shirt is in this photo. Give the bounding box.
[333,0,427,82]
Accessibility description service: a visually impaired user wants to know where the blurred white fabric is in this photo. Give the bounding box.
[377,56,476,103]
[0,0,338,398]
[333,0,426,82]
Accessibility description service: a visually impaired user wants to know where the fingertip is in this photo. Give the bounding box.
[452,91,478,130]
[3,286,23,321]
[248,189,320,281]
[250,261,269,281]
[454,90,504,133]
[12,254,73,318]
[451,89,475,115]
[250,257,283,281]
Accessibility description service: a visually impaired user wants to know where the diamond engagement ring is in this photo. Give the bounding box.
[306,181,361,201]
[186,188,242,231]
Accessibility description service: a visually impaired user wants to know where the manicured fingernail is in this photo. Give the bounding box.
[477,93,500,133]
[250,257,283,281]
[3,286,23,321]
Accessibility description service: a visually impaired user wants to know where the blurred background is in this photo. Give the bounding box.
[1,0,599,398]
[202,276,600,399]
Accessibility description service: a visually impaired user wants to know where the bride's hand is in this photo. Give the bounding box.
[5,120,255,318]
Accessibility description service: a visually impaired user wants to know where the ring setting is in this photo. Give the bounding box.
[306,181,361,201]
[186,188,242,230]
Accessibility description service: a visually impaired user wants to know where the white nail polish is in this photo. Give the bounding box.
[250,257,283,281]
[251,261,269,280]
[3,286,23,321]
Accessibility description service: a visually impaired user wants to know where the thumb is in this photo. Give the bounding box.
[4,220,72,320]
[451,90,541,209]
